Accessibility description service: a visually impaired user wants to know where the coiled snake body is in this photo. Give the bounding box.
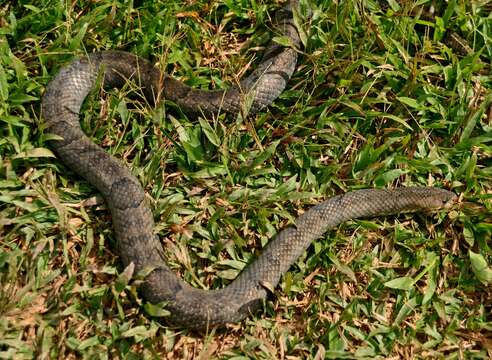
[42,1,455,328]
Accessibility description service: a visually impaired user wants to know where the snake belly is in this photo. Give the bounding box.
[42,1,455,328]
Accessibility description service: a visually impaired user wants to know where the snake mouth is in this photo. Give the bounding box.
[443,194,459,208]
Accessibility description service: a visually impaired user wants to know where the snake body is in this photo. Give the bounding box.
[42,1,455,328]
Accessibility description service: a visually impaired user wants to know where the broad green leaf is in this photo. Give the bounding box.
[396,96,422,109]
[328,254,356,282]
[144,302,171,317]
[120,325,157,341]
[469,251,492,284]
[78,336,100,350]
[199,118,220,146]
[115,262,134,293]
[384,276,414,290]
[13,148,55,159]
[250,140,279,169]
[0,63,8,101]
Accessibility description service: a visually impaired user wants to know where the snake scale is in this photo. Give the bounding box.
[42,1,456,328]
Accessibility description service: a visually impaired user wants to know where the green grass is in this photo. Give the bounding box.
[1,0,492,358]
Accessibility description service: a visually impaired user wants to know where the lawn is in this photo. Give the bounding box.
[1,0,491,358]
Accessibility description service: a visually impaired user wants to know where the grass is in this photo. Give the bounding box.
[1,0,491,358]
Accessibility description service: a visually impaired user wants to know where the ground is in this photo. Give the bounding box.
[1,0,491,359]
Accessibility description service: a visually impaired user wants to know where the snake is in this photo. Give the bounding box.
[41,1,456,328]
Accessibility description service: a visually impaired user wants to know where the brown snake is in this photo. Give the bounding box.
[42,1,456,328]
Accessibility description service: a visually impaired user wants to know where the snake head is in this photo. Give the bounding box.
[425,188,458,210]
